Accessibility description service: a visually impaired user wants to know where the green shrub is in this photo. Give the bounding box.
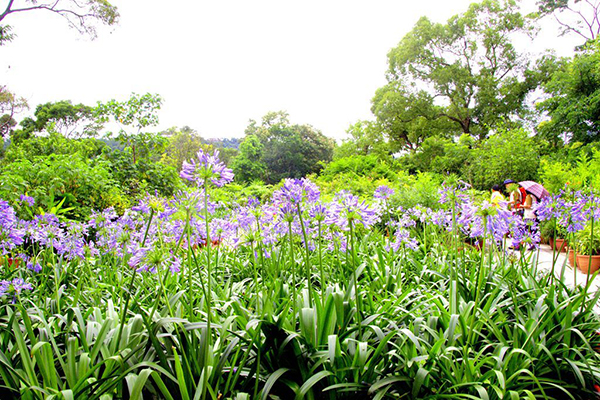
[538,146,600,193]
[464,126,540,190]
[319,154,398,182]
[1,131,105,164]
[101,147,182,199]
[0,153,127,219]
[389,172,443,210]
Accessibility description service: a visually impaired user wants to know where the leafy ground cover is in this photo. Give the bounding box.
[0,151,600,399]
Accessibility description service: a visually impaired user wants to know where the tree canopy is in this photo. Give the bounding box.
[373,0,541,150]
[0,86,27,137]
[537,40,600,144]
[234,111,334,184]
[18,100,99,138]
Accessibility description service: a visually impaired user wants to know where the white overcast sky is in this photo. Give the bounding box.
[0,0,578,140]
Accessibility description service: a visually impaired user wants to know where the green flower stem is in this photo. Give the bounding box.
[349,219,363,337]
[115,208,154,351]
[288,221,296,319]
[250,238,260,313]
[296,203,313,307]
[583,207,595,311]
[202,179,213,400]
[468,215,488,346]
[317,220,325,306]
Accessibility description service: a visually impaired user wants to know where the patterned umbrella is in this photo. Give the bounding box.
[519,181,550,200]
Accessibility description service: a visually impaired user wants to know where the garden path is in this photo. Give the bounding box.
[527,245,600,311]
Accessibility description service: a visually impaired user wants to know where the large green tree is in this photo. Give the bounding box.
[18,100,99,139]
[537,40,600,144]
[334,120,396,159]
[236,111,334,184]
[231,134,266,183]
[373,0,541,148]
[161,126,204,170]
[0,0,119,44]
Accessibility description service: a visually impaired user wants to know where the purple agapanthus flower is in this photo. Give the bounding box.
[374,185,395,201]
[273,178,321,205]
[180,149,234,187]
[0,278,33,298]
[19,195,35,207]
[387,225,419,252]
[308,202,328,221]
[0,200,25,254]
[325,191,379,230]
[26,260,43,273]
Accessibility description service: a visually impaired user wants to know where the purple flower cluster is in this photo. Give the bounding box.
[374,185,395,201]
[180,149,234,187]
[273,178,321,205]
[535,191,600,234]
[0,200,25,254]
[7,169,599,281]
[18,195,35,207]
[0,277,33,297]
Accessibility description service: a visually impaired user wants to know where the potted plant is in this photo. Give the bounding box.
[541,220,569,252]
[540,219,554,245]
[575,223,600,274]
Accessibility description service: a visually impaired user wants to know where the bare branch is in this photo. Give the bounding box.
[0,0,118,42]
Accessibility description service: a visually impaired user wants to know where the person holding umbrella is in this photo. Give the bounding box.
[518,181,550,201]
[521,190,537,222]
[504,179,525,215]
[518,180,550,222]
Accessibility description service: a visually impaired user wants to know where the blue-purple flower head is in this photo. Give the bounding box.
[308,202,328,221]
[273,178,321,205]
[128,246,181,274]
[180,149,234,187]
[374,185,395,201]
[326,191,379,230]
[0,200,25,254]
[536,192,598,234]
[439,180,471,206]
[247,196,261,209]
[19,194,35,207]
[388,226,419,252]
[0,278,33,298]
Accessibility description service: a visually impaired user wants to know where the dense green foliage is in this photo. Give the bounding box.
[234,112,334,184]
[465,127,541,189]
[0,153,126,219]
[537,41,600,145]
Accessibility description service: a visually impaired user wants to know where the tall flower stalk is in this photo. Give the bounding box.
[180,149,234,399]
[115,208,154,350]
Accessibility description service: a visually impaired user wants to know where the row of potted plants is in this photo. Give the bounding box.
[543,220,600,273]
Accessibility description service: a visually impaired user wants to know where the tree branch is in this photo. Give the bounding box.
[0,0,15,21]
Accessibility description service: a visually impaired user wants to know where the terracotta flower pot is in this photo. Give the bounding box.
[568,249,577,268]
[576,254,600,274]
[2,257,20,268]
[554,238,568,253]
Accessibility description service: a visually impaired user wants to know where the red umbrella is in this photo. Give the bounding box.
[519,181,550,200]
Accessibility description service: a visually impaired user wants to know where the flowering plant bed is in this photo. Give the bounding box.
[0,154,599,398]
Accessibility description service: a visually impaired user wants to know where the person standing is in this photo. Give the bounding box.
[490,184,506,210]
[522,190,537,223]
[503,179,522,214]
